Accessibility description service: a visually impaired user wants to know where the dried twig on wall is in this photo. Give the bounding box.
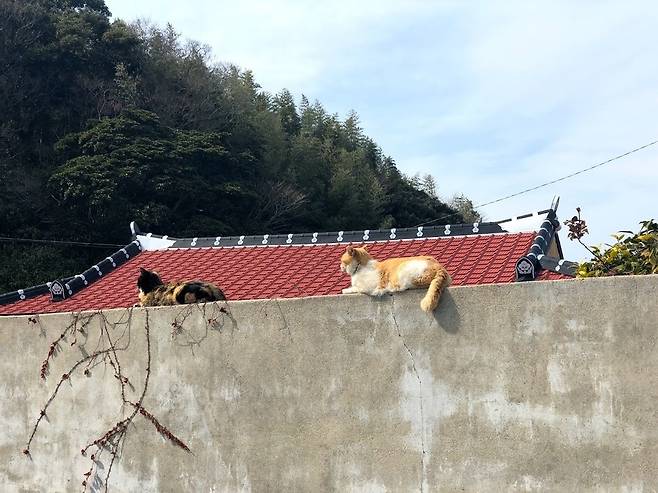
[22,301,232,492]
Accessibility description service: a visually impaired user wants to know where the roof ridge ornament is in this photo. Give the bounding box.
[50,280,67,301]
[550,195,560,212]
[0,276,77,306]
[516,197,566,281]
[130,221,141,237]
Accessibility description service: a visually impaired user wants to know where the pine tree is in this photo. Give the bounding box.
[272,89,301,136]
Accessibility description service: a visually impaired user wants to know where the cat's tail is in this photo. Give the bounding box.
[420,267,451,312]
[175,282,226,304]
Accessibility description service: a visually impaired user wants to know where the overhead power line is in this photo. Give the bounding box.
[0,237,123,249]
[414,139,658,228]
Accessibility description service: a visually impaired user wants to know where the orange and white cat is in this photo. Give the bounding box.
[340,246,451,312]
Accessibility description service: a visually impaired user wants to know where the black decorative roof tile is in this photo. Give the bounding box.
[158,222,506,249]
[0,240,143,306]
[515,200,572,281]
[50,240,142,301]
[538,255,578,277]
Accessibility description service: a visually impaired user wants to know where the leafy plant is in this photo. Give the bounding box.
[564,208,658,277]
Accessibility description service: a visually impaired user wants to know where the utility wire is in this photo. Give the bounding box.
[414,139,658,228]
[0,236,123,249]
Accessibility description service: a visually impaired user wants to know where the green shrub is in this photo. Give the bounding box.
[565,212,658,277]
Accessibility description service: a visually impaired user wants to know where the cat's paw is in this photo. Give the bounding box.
[420,297,434,312]
[342,287,357,294]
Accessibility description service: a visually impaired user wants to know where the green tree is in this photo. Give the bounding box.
[48,109,254,239]
[341,110,363,151]
[450,194,482,223]
[272,89,301,136]
[421,174,438,199]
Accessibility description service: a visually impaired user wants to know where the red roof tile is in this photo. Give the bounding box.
[0,232,571,315]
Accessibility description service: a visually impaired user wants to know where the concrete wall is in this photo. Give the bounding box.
[0,275,656,492]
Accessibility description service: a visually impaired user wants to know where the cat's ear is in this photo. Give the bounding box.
[346,246,355,255]
[139,267,149,274]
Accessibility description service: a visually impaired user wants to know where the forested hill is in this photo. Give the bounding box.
[0,0,474,292]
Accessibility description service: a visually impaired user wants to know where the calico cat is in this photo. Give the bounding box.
[137,267,226,307]
[340,246,451,312]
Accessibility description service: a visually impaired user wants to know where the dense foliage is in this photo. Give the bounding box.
[564,210,658,277]
[0,0,471,292]
[575,221,658,277]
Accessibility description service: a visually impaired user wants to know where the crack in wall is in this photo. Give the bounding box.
[390,298,426,493]
[273,299,294,343]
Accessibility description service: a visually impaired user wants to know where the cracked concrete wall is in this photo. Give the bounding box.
[0,275,656,492]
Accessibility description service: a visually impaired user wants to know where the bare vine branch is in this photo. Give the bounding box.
[24,305,213,492]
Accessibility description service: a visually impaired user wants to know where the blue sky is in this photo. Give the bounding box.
[106,0,658,261]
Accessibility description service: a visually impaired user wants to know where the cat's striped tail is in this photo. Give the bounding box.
[420,267,452,312]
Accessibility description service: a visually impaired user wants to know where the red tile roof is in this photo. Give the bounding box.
[0,232,570,316]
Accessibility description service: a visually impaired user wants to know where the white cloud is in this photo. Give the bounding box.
[107,0,444,94]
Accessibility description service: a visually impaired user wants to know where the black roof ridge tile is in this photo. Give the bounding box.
[537,255,578,277]
[0,240,143,308]
[133,207,556,250]
[144,222,507,249]
[0,276,76,307]
[515,209,576,281]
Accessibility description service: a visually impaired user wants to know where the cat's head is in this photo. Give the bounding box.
[137,267,164,295]
[340,246,372,275]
